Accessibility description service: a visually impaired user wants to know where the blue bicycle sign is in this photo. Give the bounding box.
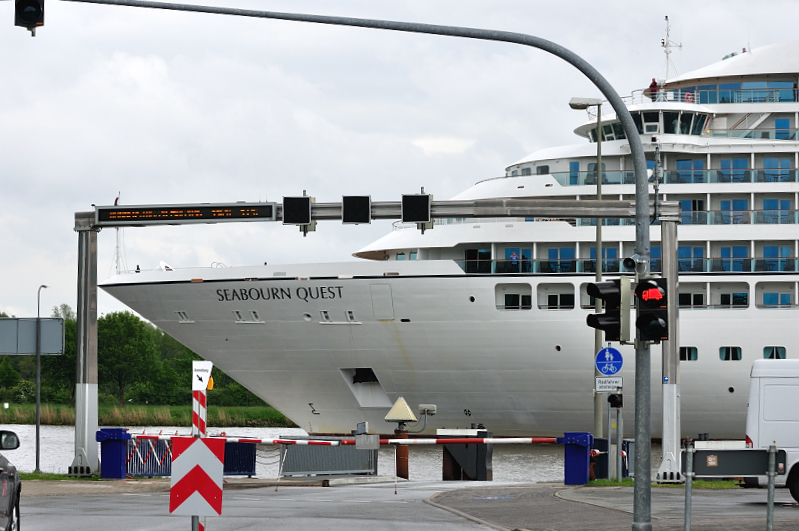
[595,347,623,375]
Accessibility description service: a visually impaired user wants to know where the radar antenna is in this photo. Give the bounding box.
[661,16,682,80]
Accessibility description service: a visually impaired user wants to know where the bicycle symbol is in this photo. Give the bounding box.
[600,364,618,374]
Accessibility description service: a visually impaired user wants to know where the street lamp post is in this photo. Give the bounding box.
[570,97,604,440]
[36,284,48,474]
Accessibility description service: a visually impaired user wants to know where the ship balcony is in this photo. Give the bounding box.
[455,256,798,275]
[548,169,799,187]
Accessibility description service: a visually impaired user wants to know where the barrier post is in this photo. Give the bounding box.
[559,432,594,485]
[767,444,776,531]
[394,427,409,480]
[683,442,693,531]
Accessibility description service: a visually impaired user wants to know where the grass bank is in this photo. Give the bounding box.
[0,404,296,428]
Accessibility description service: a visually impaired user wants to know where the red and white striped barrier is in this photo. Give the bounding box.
[130,434,557,446]
[192,389,207,437]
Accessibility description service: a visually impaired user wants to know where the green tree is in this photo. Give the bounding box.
[98,311,158,406]
[0,357,20,400]
[42,306,77,404]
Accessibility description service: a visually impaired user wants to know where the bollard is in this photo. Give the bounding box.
[394,427,409,480]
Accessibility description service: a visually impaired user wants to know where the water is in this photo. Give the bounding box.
[0,424,656,482]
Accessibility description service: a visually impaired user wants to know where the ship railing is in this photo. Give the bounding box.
[707,128,799,140]
[455,256,799,275]
[545,169,799,187]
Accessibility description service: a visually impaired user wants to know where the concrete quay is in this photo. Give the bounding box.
[20,477,799,530]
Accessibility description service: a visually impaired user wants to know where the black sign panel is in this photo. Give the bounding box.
[95,203,276,226]
[682,449,787,477]
[282,197,312,225]
[401,194,431,223]
[342,196,371,224]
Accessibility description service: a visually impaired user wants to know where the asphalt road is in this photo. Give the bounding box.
[20,481,490,531]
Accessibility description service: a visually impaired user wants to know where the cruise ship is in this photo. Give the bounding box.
[102,39,799,439]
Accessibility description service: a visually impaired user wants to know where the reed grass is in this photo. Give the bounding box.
[0,403,295,428]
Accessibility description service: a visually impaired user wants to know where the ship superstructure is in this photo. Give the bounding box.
[102,40,799,438]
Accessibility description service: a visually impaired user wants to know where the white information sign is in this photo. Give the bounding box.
[595,376,623,392]
[192,360,214,391]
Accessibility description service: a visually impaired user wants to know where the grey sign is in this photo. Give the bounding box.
[0,318,65,355]
[682,448,787,477]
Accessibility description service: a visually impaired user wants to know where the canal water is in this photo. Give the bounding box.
[0,424,651,482]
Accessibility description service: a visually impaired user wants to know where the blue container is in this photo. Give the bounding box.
[96,428,132,479]
[560,431,594,485]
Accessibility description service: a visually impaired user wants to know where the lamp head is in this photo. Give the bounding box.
[569,97,603,110]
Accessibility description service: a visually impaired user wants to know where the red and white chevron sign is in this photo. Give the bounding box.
[169,437,225,516]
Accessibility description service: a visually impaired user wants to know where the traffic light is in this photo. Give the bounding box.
[401,194,431,223]
[586,279,631,343]
[608,393,623,408]
[635,278,668,342]
[15,0,44,32]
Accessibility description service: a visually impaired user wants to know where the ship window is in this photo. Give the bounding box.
[691,114,708,136]
[631,112,643,134]
[680,347,698,361]
[346,310,357,322]
[396,253,405,260]
[762,159,792,182]
[175,311,192,323]
[762,292,792,307]
[775,118,791,140]
[521,167,532,175]
[250,311,263,322]
[495,283,532,311]
[643,112,659,134]
[320,311,331,322]
[678,246,704,272]
[764,346,786,359]
[720,158,749,182]
[664,111,679,134]
[233,310,244,322]
[698,85,717,104]
[719,346,742,361]
[537,283,574,310]
[720,292,748,307]
[612,122,625,140]
[719,244,749,270]
[719,82,741,103]
[409,251,417,260]
[536,165,549,175]
[678,293,705,307]
[511,170,519,176]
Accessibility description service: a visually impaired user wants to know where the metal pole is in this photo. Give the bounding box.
[593,104,604,439]
[658,220,681,481]
[61,4,652,524]
[767,444,776,531]
[616,408,622,482]
[71,212,99,476]
[684,442,693,531]
[35,284,47,474]
[607,400,612,480]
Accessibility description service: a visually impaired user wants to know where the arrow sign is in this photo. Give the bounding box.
[169,437,225,516]
[192,361,213,391]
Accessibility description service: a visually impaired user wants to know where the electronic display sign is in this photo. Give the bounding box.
[95,203,277,226]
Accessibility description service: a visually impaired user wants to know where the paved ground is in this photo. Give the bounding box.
[19,478,799,530]
[430,483,799,530]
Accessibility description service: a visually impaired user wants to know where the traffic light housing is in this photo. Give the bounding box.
[341,195,371,224]
[282,196,312,225]
[635,278,668,342]
[608,393,623,408]
[15,0,44,32]
[586,279,631,343]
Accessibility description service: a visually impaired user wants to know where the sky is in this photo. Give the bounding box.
[1,0,796,318]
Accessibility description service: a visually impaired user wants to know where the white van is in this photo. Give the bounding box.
[745,359,799,502]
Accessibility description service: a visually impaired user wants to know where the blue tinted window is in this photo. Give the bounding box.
[570,161,579,185]
[775,118,790,140]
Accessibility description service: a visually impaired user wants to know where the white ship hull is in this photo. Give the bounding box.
[102,261,781,438]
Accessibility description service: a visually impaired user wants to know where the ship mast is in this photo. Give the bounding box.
[110,192,127,275]
[661,16,682,80]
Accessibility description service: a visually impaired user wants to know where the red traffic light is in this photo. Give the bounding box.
[635,279,667,308]
[640,287,663,302]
